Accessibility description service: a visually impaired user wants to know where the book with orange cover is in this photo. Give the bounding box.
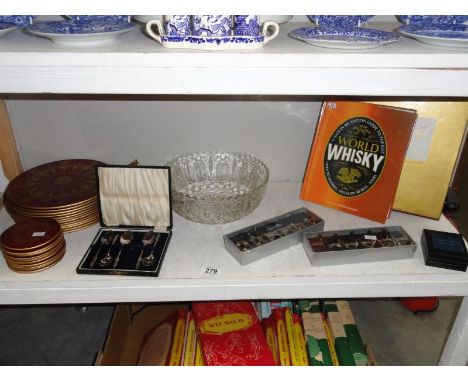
[301,101,417,223]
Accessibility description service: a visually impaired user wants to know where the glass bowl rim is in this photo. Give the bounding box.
[165,150,270,199]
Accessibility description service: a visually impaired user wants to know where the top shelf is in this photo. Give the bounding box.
[0,22,467,96]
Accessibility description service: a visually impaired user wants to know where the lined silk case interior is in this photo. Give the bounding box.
[97,166,171,229]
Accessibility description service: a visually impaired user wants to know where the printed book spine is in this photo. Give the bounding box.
[260,301,272,319]
[194,338,204,366]
[262,316,280,365]
[336,300,369,366]
[182,312,197,366]
[292,312,309,366]
[283,307,301,366]
[324,301,356,366]
[273,308,291,366]
[168,308,188,366]
[322,316,340,366]
[298,300,333,366]
[301,103,327,202]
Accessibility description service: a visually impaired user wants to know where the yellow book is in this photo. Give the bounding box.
[283,307,301,366]
[262,317,279,365]
[194,338,204,366]
[182,313,197,366]
[292,313,309,366]
[322,316,340,366]
[274,309,291,366]
[372,101,468,219]
[169,309,187,366]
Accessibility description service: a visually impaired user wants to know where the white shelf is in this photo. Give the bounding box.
[0,182,466,305]
[0,22,467,96]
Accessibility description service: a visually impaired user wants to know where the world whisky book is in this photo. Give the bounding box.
[301,101,417,223]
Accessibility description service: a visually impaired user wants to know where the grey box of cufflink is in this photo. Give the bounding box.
[224,207,325,266]
[303,226,416,267]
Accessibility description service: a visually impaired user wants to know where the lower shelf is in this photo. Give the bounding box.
[0,182,467,304]
[97,300,375,366]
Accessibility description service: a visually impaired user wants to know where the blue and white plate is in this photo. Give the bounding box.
[398,15,468,26]
[308,16,374,28]
[0,22,18,37]
[66,15,132,23]
[289,26,399,50]
[398,24,468,48]
[25,20,136,47]
[0,15,35,27]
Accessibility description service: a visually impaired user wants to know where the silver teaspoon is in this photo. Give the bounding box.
[136,231,156,269]
[97,232,120,267]
[90,231,116,268]
[112,230,133,268]
[141,233,161,267]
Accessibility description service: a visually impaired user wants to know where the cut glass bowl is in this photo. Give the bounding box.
[166,151,269,224]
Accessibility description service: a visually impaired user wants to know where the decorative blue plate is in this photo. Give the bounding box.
[25,20,136,47]
[66,15,132,23]
[0,15,35,27]
[398,24,468,48]
[26,20,135,35]
[307,16,374,28]
[0,22,17,37]
[289,26,399,50]
[0,22,17,30]
[398,15,468,26]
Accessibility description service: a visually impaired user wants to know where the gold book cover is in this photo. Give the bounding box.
[373,101,468,219]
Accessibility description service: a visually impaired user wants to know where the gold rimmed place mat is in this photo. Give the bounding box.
[59,219,99,233]
[2,237,65,260]
[5,203,98,221]
[4,159,104,210]
[6,242,65,268]
[4,195,98,211]
[4,199,97,216]
[6,206,99,233]
[6,245,66,273]
[1,218,62,252]
[4,194,97,210]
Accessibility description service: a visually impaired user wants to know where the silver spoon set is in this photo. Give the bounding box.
[91,230,161,269]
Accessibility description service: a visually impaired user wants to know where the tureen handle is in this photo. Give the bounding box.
[262,21,280,44]
[146,19,164,44]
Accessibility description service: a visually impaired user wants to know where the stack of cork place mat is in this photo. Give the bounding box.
[3,159,104,233]
[1,217,65,273]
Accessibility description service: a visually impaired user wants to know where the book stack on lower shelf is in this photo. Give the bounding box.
[97,299,374,366]
[255,299,372,366]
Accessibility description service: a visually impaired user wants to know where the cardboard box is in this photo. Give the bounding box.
[96,303,187,366]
